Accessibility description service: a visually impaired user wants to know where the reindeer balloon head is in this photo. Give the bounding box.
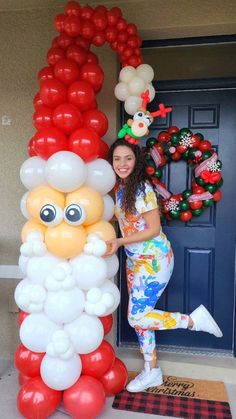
[118,89,172,145]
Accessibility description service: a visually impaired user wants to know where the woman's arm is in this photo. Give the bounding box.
[105,208,161,256]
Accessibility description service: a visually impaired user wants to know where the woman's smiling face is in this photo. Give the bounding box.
[112,145,136,180]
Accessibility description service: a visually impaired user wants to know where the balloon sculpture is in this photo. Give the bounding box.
[14,2,166,418]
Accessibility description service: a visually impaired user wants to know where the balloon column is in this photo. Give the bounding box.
[13,1,164,417]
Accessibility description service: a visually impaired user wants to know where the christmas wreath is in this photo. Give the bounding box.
[143,126,223,222]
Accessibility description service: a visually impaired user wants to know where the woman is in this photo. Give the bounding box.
[106,138,223,393]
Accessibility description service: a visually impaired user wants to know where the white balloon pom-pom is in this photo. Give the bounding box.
[71,253,107,290]
[136,64,154,83]
[114,82,130,101]
[101,293,114,308]
[20,156,46,190]
[84,301,94,315]
[87,288,102,303]
[20,192,30,219]
[119,66,136,83]
[27,253,63,285]
[87,233,101,243]
[45,151,87,193]
[99,280,121,315]
[93,302,106,316]
[85,159,116,195]
[83,242,94,254]
[124,96,142,116]
[26,231,44,243]
[128,76,146,96]
[41,353,82,390]
[15,279,46,313]
[65,313,104,354]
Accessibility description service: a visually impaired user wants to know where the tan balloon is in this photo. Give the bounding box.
[27,185,65,220]
[21,219,46,242]
[66,186,104,226]
[85,220,116,241]
[45,221,87,259]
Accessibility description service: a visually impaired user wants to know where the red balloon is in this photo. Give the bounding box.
[107,7,122,26]
[98,139,109,159]
[40,79,67,108]
[75,35,91,50]
[180,210,192,222]
[199,140,212,152]
[127,54,140,67]
[81,20,95,40]
[17,377,62,419]
[92,11,108,31]
[87,51,99,64]
[65,1,81,17]
[53,103,83,134]
[127,23,137,35]
[54,58,80,85]
[99,314,113,335]
[99,357,128,396]
[38,66,54,83]
[15,344,45,377]
[18,310,29,326]
[33,106,52,130]
[64,16,81,37]
[68,80,95,112]
[117,30,128,43]
[81,340,115,379]
[116,17,127,31]
[105,26,118,43]
[33,92,43,110]
[83,109,108,136]
[68,127,101,162]
[56,33,74,49]
[34,127,68,160]
[28,138,37,157]
[81,5,94,20]
[92,32,106,47]
[63,375,105,419]
[46,47,65,66]
[54,13,66,33]
[213,190,222,201]
[80,63,104,93]
[66,45,88,66]
[18,373,33,387]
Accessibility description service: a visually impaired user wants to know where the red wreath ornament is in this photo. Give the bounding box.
[143,126,223,222]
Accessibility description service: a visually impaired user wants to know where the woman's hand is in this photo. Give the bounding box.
[104,238,122,256]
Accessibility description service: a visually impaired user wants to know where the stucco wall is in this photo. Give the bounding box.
[0,0,235,358]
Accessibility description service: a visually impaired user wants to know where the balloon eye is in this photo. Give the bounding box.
[144,115,153,126]
[40,204,63,226]
[133,111,144,121]
[64,204,86,226]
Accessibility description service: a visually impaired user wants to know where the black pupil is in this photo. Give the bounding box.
[66,206,82,222]
[40,206,56,222]
[138,112,143,117]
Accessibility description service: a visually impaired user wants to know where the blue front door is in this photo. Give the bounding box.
[117,80,236,354]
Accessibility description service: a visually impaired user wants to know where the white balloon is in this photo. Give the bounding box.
[145,83,156,101]
[20,157,46,190]
[44,287,85,324]
[85,159,116,195]
[128,76,146,96]
[104,254,119,278]
[20,192,30,219]
[65,313,104,354]
[20,313,60,352]
[114,82,130,101]
[124,96,142,116]
[18,255,29,276]
[45,151,87,193]
[136,64,154,83]
[71,253,107,290]
[26,253,63,284]
[15,279,46,313]
[87,288,102,303]
[119,66,136,83]
[41,354,81,390]
[99,280,120,315]
[102,195,114,221]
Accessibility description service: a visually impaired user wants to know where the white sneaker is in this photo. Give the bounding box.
[126,365,163,392]
[190,304,223,338]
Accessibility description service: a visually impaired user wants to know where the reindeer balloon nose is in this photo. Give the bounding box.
[118,89,172,145]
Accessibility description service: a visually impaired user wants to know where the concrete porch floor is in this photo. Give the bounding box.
[1,355,236,419]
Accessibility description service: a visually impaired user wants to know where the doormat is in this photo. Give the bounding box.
[112,374,232,418]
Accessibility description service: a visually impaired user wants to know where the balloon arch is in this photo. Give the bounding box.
[15,1,223,418]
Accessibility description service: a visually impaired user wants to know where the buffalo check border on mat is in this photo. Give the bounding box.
[112,389,232,418]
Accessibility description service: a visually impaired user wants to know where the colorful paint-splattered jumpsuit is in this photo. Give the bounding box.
[115,182,189,361]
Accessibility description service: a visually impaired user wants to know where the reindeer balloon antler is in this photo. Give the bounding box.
[118,90,172,145]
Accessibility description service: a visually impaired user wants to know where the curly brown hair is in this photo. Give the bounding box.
[108,138,159,214]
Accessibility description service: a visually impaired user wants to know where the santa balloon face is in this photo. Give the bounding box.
[25,183,105,259]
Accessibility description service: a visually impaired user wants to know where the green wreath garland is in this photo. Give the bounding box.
[143,126,223,222]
